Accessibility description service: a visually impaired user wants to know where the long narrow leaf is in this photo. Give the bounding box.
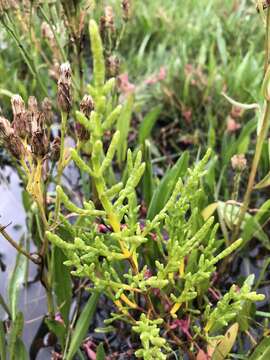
[0,321,6,360]
[8,237,27,320]
[52,246,72,326]
[117,94,134,164]
[248,337,270,359]
[147,151,189,220]
[66,293,99,360]
[139,106,162,144]
[142,140,155,207]
[8,312,25,360]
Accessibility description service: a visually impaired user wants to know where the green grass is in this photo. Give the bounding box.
[115,0,264,135]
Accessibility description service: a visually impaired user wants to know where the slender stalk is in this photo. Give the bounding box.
[0,224,40,265]
[233,9,270,240]
[232,101,270,240]
[53,112,68,228]
[57,111,68,186]
[264,7,270,73]
[39,5,67,63]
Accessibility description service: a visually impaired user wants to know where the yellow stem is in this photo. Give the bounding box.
[120,293,138,309]
[170,302,181,316]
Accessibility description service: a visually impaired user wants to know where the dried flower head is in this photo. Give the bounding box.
[50,136,61,162]
[11,95,29,138]
[57,62,72,113]
[104,6,115,32]
[7,133,25,160]
[75,122,89,142]
[28,95,38,113]
[80,95,94,118]
[75,95,94,142]
[27,96,41,134]
[231,154,247,172]
[256,0,270,12]
[31,130,49,158]
[41,97,53,126]
[0,115,25,159]
[106,55,120,77]
[11,95,25,117]
[122,0,131,21]
[0,116,12,139]
[99,15,106,40]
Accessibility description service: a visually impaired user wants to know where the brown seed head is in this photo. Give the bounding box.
[50,136,61,162]
[75,123,89,142]
[99,16,106,40]
[106,55,120,77]
[11,94,25,118]
[41,97,53,126]
[80,95,94,118]
[256,1,270,12]
[57,62,72,113]
[28,96,38,113]
[0,116,12,139]
[31,130,49,158]
[11,95,29,138]
[122,0,131,21]
[104,6,115,32]
[27,96,40,134]
[75,95,94,142]
[7,133,25,160]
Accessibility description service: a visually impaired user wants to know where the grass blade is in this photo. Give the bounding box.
[139,106,162,144]
[66,293,99,360]
[142,140,155,207]
[52,246,72,326]
[147,151,189,220]
[0,321,6,360]
[248,337,270,360]
[8,312,27,360]
[8,236,27,320]
[117,94,134,164]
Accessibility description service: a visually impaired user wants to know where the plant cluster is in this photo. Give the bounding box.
[0,1,269,360]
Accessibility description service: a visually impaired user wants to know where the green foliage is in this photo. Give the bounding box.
[248,337,270,360]
[132,314,170,360]
[147,151,189,220]
[204,275,264,335]
[0,2,268,359]
[96,343,106,360]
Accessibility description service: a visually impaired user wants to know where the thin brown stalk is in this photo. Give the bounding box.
[0,224,40,265]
